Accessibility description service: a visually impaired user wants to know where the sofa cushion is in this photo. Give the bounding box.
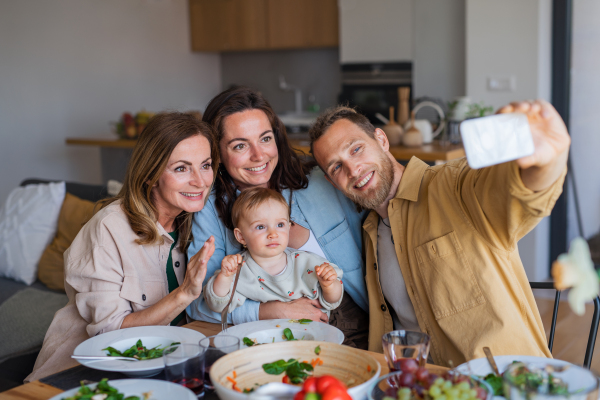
[0,182,66,285]
[0,287,68,363]
[38,193,96,291]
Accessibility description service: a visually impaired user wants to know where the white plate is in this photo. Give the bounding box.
[73,326,205,377]
[455,355,571,376]
[218,319,344,348]
[48,379,196,400]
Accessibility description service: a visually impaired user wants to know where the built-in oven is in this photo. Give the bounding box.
[338,62,412,125]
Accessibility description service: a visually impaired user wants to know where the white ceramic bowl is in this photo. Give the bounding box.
[218,319,344,348]
[73,326,205,377]
[47,379,196,400]
[210,340,381,400]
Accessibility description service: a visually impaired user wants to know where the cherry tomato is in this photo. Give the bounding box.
[294,390,306,400]
[321,385,351,400]
[303,377,319,393]
[316,376,346,394]
[282,375,290,384]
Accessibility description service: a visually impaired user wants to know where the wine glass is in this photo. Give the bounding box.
[382,330,430,370]
[199,335,240,392]
[163,343,205,398]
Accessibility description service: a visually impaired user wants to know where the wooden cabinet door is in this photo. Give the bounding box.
[266,0,339,49]
[189,0,268,51]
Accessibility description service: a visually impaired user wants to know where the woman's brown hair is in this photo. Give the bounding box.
[203,86,312,230]
[100,112,219,253]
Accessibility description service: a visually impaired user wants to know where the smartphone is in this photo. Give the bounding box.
[460,113,534,169]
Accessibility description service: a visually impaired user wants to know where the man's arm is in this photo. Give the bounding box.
[497,100,570,192]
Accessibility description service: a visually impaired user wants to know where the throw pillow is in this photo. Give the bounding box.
[0,182,66,285]
[38,193,97,291]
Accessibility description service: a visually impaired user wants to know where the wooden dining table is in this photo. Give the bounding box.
[0,321,446,400]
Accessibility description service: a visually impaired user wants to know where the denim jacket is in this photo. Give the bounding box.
[186,167,369,324]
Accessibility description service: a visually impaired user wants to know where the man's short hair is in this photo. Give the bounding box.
[308,105,376,156]
[231,187,289,228]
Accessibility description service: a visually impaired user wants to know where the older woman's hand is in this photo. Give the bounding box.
[180,236,215,301]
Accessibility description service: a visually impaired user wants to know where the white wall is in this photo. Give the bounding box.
[568,0,600,243]
[0,0,220,205]
[466,0,553,281]
[466,0,551,110]
[413,0,466,100]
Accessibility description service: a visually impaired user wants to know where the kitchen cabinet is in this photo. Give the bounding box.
[189,0,268,51]
[267,0,338,49]
[339,0,413,63]
[189,0,338,52]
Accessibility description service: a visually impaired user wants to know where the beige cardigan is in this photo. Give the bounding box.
[27,201,186,382]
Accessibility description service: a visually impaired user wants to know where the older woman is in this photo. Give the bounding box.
[186,87,370,348]
[27,112,218,381]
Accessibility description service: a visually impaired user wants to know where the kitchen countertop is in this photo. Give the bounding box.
[66,137,465,162]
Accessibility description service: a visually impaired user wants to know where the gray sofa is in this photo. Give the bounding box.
[0,179,108,392]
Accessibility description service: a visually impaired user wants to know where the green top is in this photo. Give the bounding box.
[167,231,185,326]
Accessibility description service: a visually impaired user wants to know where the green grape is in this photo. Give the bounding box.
[383,397,396,400]
[429,385,442,397]
[435,378,445,386]
[469,389,478,398]
[438,395,447,400]
[459,392,471,400]
[457,382,471,392]
[442,380,453,391]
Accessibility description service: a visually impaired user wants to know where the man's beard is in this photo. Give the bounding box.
[343,153,394,210]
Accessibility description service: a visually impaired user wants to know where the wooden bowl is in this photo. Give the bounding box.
[210,340,381,400]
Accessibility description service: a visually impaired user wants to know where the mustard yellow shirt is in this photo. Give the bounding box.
[363,157,565,367]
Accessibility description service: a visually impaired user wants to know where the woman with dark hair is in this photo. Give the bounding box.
[28,112,218,381]
[187,87,369,348]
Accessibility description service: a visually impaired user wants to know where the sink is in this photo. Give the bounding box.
[278,112,320,128]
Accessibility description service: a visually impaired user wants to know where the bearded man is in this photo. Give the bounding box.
[308,100,570,367]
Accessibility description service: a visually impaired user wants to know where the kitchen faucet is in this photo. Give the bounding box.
[278,75,303,114]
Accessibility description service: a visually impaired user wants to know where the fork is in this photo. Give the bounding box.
[221,261,243,332]
[71,355,140,362]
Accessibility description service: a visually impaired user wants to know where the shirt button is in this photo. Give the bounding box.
[175,261,180,268]
[381,304,387,312]
[374,263,377,270]
[142,294,146,301]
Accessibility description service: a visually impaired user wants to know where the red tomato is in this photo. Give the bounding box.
[303,377,319,393]
[282,375,290,384]
[316,376,346,394]
[294,390,306,400]
[321,386,351,400]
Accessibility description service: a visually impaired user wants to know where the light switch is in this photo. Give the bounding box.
[487,76,517,92]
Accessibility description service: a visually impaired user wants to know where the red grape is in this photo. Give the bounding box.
[415,367,429,383]
[398,358,419,373]
[398,372,416,387]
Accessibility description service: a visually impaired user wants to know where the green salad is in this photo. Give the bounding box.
[62,378,147,400]
[484,362,568,397]
[103,339,180,360]
[243,328,305,346]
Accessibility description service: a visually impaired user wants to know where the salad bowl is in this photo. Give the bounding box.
[209,340,381,400]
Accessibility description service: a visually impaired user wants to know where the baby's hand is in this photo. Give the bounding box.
[220,254,242,278]
[315,262,338,288]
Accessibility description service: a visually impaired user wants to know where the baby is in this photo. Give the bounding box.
[204,187,343,316]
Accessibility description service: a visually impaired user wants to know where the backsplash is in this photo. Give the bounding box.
[220,48,341,114]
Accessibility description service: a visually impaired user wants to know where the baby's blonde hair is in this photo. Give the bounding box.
[231,187,290,228]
